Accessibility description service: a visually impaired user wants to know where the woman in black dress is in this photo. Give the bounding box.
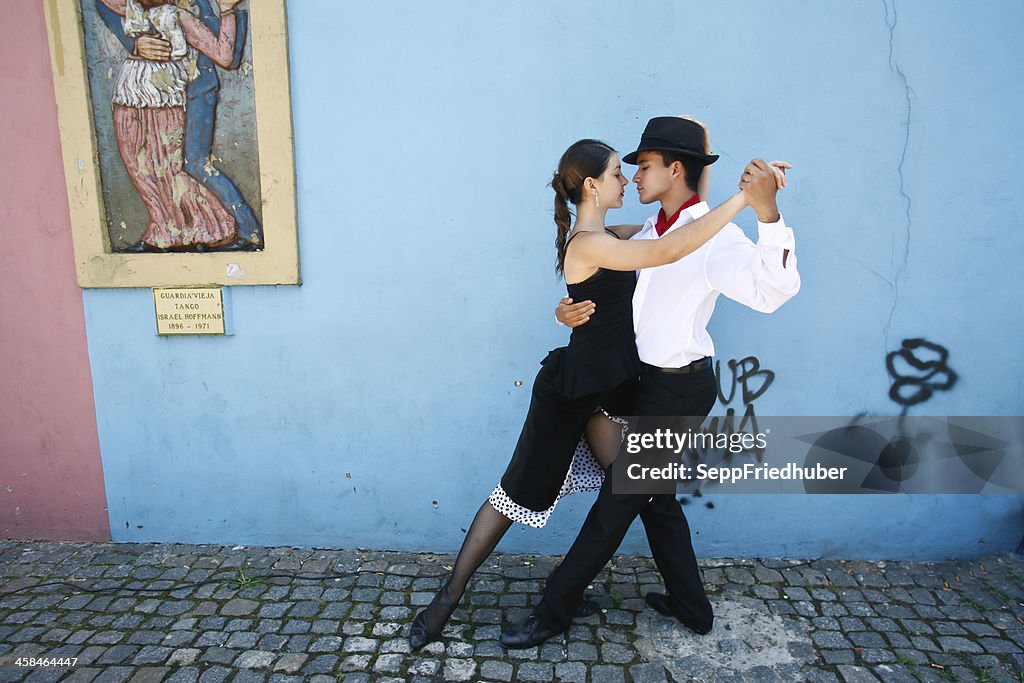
[409,138,767,649]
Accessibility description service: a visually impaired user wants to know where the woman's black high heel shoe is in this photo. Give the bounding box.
[408,609,439,650]
[409,579,456,651]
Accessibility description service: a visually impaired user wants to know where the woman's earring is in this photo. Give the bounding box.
[595,190,600,209]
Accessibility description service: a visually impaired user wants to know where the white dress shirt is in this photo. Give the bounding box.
[630,201,801,368]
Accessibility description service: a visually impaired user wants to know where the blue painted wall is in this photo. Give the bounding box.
[83,0,1024,560]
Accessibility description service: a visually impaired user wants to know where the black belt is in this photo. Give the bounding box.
[642,357,711,375]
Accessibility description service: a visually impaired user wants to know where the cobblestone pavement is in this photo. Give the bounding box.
[1,541,1023,682]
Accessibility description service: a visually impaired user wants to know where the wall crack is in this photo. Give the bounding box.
[882,0,914,351]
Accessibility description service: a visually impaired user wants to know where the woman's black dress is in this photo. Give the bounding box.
[496,231,641,514]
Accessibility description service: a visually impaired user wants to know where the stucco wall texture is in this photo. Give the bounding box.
[2,1,1022,559]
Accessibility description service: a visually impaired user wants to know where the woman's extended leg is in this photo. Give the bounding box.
[411,361,606,649]
[409,500,512,649]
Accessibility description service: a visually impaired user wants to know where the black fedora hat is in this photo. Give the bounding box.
[622,116,719,166]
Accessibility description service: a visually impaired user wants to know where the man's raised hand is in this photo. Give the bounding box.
[740,158,783,223]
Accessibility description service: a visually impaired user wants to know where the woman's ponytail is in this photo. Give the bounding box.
[552,173,573,276]
[550,140,615,277]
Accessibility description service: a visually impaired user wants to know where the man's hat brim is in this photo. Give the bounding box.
[623,145,719,166]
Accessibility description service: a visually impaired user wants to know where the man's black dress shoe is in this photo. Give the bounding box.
[500,613,567,649]
[645,592,712,635]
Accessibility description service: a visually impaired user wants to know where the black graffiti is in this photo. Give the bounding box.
[716,356,775,406]
[683,405,764,461]
[804,338,959,493]
[715,356,774,456]
[802,417,1010,494]
[885,338,957,407]
[678,357,775,467]
[802,421,918,493]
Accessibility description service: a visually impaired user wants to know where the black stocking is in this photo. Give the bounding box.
[584,411,627,471]
[417,500,512,636]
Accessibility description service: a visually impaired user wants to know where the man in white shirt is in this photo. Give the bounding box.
[501,116,800,648]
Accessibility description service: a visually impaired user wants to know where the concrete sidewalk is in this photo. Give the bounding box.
[1,540,1023,682]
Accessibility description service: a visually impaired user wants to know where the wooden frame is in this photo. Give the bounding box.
[44,0,299,287]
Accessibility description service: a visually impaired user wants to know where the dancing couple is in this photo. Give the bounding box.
[410,116,801,650]
[95,0,263,252]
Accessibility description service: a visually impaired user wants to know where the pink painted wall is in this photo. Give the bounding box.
[0,1,110,540]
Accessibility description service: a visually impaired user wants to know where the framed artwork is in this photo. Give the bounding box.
[44,0,299,287]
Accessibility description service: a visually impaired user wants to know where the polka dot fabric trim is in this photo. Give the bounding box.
[489,413,627,529]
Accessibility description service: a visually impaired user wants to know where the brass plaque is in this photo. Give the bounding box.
[153,287,226,335]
